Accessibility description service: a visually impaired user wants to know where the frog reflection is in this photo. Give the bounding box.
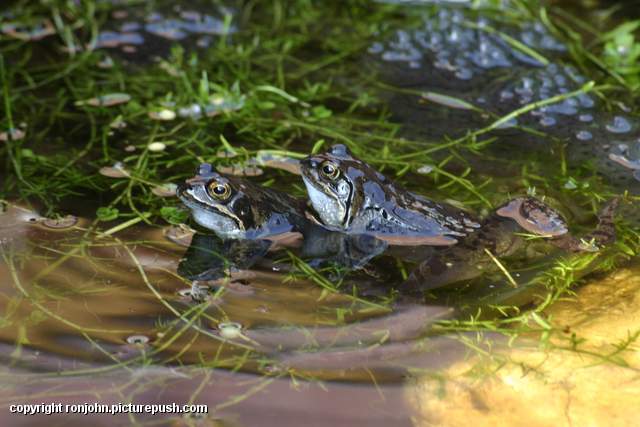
[177,227,389,286]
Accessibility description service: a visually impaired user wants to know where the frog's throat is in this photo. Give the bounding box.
[302,174,353,229]
[180,185,246,235]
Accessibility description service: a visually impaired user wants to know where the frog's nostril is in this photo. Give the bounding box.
[308,158,321,168]
[301,158,314,168]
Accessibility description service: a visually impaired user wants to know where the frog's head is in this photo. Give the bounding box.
[300,144,375,229]
[177,164,256,239]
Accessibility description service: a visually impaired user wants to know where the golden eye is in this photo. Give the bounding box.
[208,181,231,200]
[320,161,339,180]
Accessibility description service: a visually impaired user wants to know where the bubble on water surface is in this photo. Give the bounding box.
[539,116,556,127]
[94,31,144,48]
[576,130,593,141]
[606,116,632,134]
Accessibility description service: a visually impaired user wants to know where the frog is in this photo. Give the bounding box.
[300,144,619,291]
[177,163,310,240]
[300,143,481,245]
[176,163,390,280]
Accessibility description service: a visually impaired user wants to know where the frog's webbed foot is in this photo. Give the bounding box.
[550,197,619,253]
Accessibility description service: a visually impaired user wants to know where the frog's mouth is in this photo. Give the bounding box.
[300,166,353,229]
[177,183,246,238]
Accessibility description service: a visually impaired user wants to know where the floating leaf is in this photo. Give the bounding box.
[75,93,131,107]
[152,183,178,197]
[255,151,301,175]
[421,92,476,110]
[99,162,130,178]
[96,207,119,221]
[311,105,332,119]
[42,215,78,229]
[0,128,25,141]
[148,109,176,121]
[147,142,167,152]
[217,164,263,176]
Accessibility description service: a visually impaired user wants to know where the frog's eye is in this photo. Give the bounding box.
[208,181,231,200]
[320,161,339,180]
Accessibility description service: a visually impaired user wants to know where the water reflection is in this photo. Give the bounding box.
[0,202,457,380]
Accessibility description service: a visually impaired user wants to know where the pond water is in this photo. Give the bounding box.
[1,0,639,426]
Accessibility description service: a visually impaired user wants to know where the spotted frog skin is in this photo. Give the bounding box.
[177,164,309,239]
[301,144,480,245]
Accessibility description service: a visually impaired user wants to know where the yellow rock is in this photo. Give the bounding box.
[408,266,640,427]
